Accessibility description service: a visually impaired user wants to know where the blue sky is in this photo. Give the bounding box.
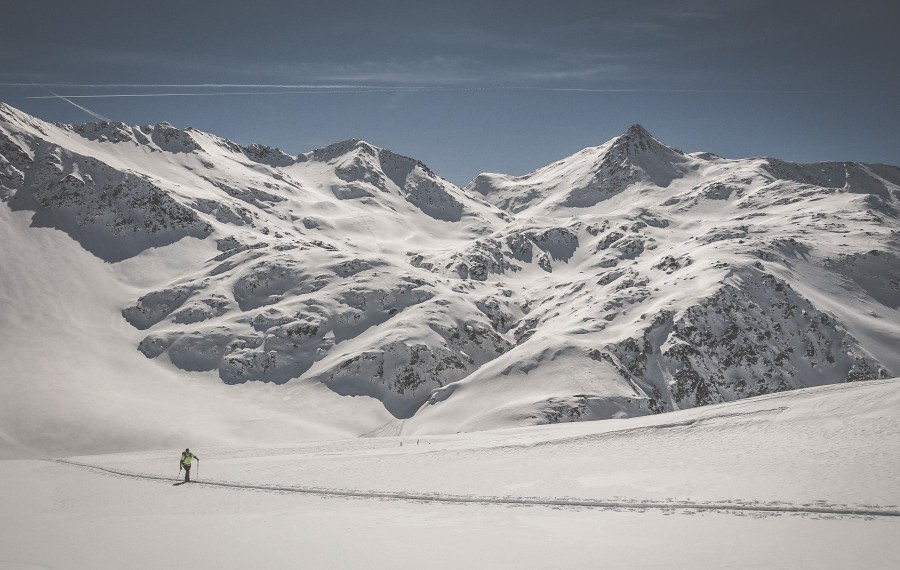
[1,0,898,185]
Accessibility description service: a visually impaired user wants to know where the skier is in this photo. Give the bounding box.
[179,448,199,482]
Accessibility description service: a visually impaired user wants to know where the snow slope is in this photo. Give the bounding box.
[1,102,899,457]
[0,200,390,458]
[1,379,898,569]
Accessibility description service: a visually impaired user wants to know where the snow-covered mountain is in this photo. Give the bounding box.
[1,102,898,455]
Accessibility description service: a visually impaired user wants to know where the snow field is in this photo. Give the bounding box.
[3,378,899,569]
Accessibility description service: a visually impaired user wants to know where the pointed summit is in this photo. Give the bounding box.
[624,123,652,138]
[610,124,681,159]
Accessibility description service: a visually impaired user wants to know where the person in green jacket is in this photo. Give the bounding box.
[179,448,199,482]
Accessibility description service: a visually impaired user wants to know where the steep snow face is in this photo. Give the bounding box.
[1,102,899,453]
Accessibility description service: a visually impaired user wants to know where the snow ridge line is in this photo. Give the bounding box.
[52,459,900,518]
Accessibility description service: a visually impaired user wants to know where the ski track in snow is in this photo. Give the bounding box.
[51,459,900,519]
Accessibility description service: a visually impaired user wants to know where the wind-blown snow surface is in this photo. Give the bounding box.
[2,380,899,569]
[1,102,899,456]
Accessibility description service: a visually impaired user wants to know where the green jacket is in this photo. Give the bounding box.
[180,452,198,467]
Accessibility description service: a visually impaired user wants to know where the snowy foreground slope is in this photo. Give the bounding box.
[2,380,898,569]
[1,101,899,456]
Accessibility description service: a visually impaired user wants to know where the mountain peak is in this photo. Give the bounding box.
[623,124,652,139]
[609,123,682,160]
[616,123,658,146]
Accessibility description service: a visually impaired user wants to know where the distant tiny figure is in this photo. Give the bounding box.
[179,448,199,482]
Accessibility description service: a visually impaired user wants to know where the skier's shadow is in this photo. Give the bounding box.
[173,481,188,486]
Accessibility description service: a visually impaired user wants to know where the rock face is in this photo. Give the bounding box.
[2,102,898,431]
[607,269,885,413]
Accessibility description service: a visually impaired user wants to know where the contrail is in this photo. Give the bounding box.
[23,87,840,100]
[3,82,394,89]
[504,87,841,94]
[39,86,112,121]
[25,88,423,99]
[15,83,838,102]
